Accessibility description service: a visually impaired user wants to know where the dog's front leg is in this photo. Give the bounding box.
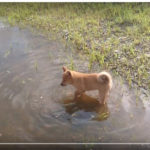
[74,90,84,100]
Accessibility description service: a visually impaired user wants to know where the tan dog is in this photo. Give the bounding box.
[60,66,112,104]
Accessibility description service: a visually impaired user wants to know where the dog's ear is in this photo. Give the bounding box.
[62,66,67,72]
[66,70,71,77]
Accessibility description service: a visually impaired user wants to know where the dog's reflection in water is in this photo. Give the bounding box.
[63,93,110,121]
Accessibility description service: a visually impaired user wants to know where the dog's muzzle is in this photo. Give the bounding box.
[60,83,65,86]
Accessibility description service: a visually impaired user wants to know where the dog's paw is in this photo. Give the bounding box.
[99,100,106,105]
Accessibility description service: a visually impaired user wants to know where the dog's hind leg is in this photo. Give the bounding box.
[98,90,109,105]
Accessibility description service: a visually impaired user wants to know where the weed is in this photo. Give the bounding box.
[4,50,11,58]
[67,56,75,70]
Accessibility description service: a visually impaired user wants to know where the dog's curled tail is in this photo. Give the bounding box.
[97,71,113,89]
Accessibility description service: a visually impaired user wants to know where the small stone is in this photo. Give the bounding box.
[6,70,10,74]
[72,113,76,117]
[130,114,134,119]
[145,53,150,58]
[91,115,95,118]
[120,57,127,63]
[34,99,38,102]
[22,80,26,84]
[98,137,102,140]
[114,50,119,53]
[28,78,33,81]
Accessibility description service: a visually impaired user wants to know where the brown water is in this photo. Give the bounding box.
[0,21,150,143]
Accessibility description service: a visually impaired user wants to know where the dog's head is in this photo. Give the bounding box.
[60,66,72,86]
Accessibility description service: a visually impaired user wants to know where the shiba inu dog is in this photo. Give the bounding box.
[60,66,112,104]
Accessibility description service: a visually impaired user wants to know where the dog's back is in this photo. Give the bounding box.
[70,71,112,91]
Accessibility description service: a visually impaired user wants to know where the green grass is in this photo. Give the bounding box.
[0,3,149,90]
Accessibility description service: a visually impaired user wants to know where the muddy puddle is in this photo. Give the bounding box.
[0,21,150,143]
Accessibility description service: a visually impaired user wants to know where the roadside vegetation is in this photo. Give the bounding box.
[0,3,149,90]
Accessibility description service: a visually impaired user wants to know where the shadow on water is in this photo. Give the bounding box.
[0,20,150,143]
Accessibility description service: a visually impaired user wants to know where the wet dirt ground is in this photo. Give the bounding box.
[0,21,150,143]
